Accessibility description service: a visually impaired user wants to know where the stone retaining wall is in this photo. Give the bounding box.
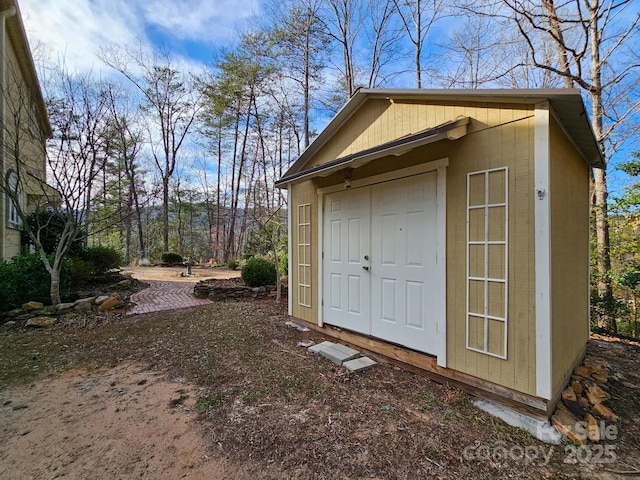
[194,278,287,301]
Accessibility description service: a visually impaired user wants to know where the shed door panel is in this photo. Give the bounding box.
[322,172,439,356]
[370,172,438,354]
[322,187,371,333]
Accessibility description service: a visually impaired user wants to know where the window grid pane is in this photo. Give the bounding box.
[297,204,312,308]
[466,168,508,359]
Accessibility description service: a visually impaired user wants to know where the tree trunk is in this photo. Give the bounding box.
[215,125,222,260]
[49,269,62,306]
[542,0,572,88]
[124,196,132,265]
[588,3,616,334]
[415,0,421,88]
[593,167,616,332]
[162,175,170,253]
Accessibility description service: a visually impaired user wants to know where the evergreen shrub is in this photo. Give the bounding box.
[241,257,277,287]
[162,252,183,265]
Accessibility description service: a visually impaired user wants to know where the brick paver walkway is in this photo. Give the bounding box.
[128,280,212,315]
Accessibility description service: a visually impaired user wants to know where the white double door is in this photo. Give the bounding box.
[323,172,439,355]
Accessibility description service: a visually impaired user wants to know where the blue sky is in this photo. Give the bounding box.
[20,0,258,74]
[18,0,640,196]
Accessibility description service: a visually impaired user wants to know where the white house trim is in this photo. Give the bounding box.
[287,184,293,316]
[534,102,553,400]
[317,191,324,327]
[436,165,447,367]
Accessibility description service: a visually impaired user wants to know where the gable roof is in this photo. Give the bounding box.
[2,0,52,139]
[276,88,604,187]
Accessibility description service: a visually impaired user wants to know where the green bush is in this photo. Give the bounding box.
[70,259,95,285]
[279,253,288,276]
[162,252,183,265]
[77,246,122,275]
[0,253,71,311]
[241,257,277,287]
[227,258,239,270]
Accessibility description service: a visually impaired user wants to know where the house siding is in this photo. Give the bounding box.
[290,180,319,323]
[1,6,49,260]
[549,115,590,395]
[445,105,537,397]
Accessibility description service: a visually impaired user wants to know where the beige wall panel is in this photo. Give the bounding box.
[446,108,536,396]
[2,29,49,259]
[290,181,319,323]
[4,230,21,258]
[549,116,590,394]
[308,100,510,170]
[512,116,536,394]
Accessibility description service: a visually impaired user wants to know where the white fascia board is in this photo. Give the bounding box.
[534,102,553,399]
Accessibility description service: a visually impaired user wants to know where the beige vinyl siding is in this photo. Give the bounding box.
[290,100,538,396]
[549,115,590,395]
[2,23,49,259]
[309,100,511,170]
[445,106,536,397]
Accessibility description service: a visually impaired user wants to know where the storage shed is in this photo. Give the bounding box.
[275,89,604,417]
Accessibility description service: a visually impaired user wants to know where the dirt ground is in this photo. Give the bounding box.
[0,363,245,479]
[0,269,638,479]
[120,265,241,283]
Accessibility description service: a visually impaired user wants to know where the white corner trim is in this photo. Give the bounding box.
[436,165,447,367]
[287,185,293,316]
[534,102,553,400]
[317,191,324,327]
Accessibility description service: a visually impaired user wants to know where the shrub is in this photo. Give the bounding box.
[241,257,277,287]
[162,252,183,265]
[70,259,95,286]
[77,246,122,275]
[227,258,239,270]
[279,253,288,276]
[0,253,71,311]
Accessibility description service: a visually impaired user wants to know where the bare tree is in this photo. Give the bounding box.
[364,0,403,87]
[1,62,111,304]
[103,83,147,263]
[99,43,202,254]
[322,0,365,97]
[393,0,444,88]
[269,0,328,148]
[493,0,640,333]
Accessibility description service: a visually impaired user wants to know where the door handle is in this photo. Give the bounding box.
[362,266,369,271]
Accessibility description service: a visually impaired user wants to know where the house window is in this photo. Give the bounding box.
[28,101,40,139]
[297,203,312,308]
[466,168,508,359]
[7,171,22,229]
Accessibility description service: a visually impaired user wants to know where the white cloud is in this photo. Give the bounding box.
[19,0,259,75]
[139,0,261,42]
[20,0,145,74]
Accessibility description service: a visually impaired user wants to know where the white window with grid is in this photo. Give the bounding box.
[7,171,21,229]
[466,168,508,359]
[297,203,312,307]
